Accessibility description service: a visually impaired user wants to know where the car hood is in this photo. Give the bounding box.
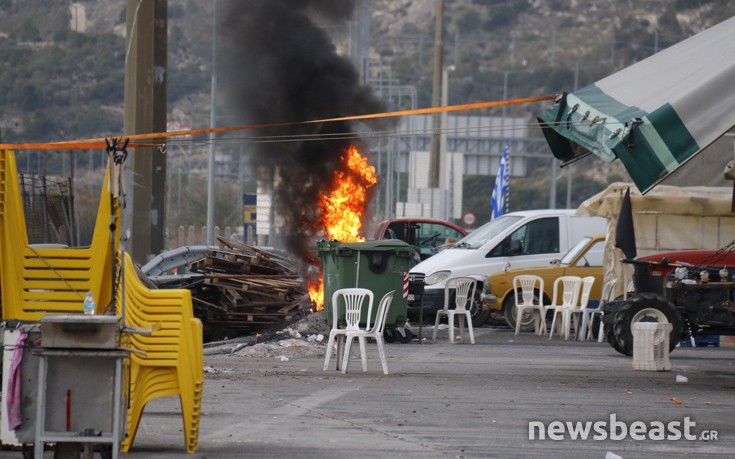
[408,245,477,275]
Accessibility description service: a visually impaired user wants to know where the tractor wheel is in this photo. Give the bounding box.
[604,323,627,355]
[502,293,537,332]
[611,294,682,356]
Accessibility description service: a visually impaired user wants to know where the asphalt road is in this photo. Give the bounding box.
[16,325,735,458]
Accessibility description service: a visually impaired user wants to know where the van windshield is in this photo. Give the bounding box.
[455,215,522,249]
[559,236,592,265]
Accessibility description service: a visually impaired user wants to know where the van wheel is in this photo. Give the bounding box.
[470,288,489,327]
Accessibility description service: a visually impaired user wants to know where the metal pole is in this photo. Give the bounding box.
[502,71,508,139]
[566,63,579,209]
[565,164,572,209]
[206,0,218,246]
[428,0,444,188]
[549,158,557,209]
[440,65,454,219]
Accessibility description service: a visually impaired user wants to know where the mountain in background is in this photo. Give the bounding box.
[0,0,732,143]
[0,0,732,224]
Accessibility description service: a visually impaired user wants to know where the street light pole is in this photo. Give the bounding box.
[428,0,444,189]
[206,0,218,246]
[440,64,455,220]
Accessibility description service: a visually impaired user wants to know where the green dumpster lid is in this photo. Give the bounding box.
[317,239,415,251]
[343,239,413,250]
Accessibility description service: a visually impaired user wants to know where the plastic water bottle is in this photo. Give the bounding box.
[83,292,95,315]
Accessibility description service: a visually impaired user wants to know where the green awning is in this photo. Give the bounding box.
[537,16,735,194]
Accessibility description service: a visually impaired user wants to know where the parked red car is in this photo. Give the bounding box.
[373,218,468,260]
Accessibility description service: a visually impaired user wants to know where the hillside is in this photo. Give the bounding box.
[0,0,733,231]
[0,0,732,143]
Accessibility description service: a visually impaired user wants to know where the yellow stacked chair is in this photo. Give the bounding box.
[120,252,203,452]
[0,149,202,453]
[0,149,117,320]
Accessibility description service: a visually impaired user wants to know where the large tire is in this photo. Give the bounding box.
[469,286,489,327]
[502,291,540,332]
[611,294,682,356]
[604,323,627,355]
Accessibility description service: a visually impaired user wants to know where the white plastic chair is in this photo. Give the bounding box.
[323,288,374,372]
[432,277,476,344]
[587,278,618,342]
[546,276,583,340]
[569,276,595,341]
[341,290,395,374]
[512,275,546,336]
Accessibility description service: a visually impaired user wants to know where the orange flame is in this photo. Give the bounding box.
[320,145,377,242]
[307,145,377,310]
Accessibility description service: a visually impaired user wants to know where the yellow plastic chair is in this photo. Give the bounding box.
[0,149,119,320]
[0,149,202,453]
[120,252,203,453]
[0,150,204,452]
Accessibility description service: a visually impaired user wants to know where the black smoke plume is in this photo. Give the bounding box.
[217,0,387,264]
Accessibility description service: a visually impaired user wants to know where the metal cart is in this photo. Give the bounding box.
[31,315,128,459]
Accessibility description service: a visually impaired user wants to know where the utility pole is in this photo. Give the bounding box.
[207,0,218,246]
[124,0,167,263]
[351,0,371,83]
[440,64,454,220]
[428,0,444,189]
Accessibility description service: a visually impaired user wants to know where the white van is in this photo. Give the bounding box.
[407,209,607,326]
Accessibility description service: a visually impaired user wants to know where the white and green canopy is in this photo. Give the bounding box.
[538,16,735,193]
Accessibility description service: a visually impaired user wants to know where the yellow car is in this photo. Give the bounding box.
[486,235,606,331]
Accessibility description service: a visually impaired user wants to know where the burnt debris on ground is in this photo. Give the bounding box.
[202,310,331,359]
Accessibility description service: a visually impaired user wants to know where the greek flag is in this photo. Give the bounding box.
[491,144,510,220]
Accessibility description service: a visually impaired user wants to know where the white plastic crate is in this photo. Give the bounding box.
[632,322,672,371]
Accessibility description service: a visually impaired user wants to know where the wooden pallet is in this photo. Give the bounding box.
[187,237,310,340]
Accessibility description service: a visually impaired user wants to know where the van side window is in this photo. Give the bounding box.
[487,226,526,258]
[486,217,560,258]
[522,217,560,255]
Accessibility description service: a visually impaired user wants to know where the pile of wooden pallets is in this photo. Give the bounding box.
[189,237,311,340]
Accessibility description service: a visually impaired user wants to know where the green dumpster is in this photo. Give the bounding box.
[317,239,418,340]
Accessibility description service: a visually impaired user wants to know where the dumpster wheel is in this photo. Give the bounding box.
[385,327,413,343]
[397,327,414,343]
